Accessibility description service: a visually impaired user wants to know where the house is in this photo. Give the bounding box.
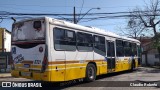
[139,37,160,66]
[0,28,11,72]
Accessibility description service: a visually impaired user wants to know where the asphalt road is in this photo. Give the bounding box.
[0,67,160,90]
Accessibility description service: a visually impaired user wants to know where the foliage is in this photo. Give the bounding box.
[126,0,160,65]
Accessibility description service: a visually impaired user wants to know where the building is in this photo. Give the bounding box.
[0,28,11,72]
[139,37,160,66]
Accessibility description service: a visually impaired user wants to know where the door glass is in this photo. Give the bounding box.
[107,41,115,57]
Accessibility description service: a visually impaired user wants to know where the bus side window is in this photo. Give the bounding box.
[94,35,106,56]
[124,41,132,56]
[137,45,141,57]
[77,32,93,51]
[131,43,137,56]
[54,28,76,51]
[65,30,76,50]
[107,41,115,57]
[116,40,124,57]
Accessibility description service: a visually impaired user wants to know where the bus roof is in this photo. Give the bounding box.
[14,17,140,43]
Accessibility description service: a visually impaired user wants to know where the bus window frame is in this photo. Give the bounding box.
[116,39,124,57]
[77,31,93,52]
[93,35,106,56]
[53,27,76,51]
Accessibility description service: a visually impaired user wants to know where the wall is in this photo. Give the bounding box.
[0,28,3,51]
[0,28,11,52]
[4,31,11,52]
[0,28,11,72]
[142,53,160,66]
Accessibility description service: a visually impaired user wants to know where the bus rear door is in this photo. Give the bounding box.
[107,40,116,73]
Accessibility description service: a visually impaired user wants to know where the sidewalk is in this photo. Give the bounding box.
[151,66,160,69]
[0,68,11,78]
[0,73,11,78]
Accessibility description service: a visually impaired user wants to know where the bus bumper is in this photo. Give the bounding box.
[11,70,50,81]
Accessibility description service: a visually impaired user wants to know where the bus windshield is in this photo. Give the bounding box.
[12,20,45,41]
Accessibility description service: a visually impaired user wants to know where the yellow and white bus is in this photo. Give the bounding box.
[11,17,141,82]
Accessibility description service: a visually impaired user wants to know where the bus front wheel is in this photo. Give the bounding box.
[84,63,96,82]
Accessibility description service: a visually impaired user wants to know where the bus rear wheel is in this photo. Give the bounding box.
[84,63,96,82]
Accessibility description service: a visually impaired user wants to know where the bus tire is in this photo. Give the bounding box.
[84,63,96,82]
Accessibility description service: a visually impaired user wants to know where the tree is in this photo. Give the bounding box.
[119,18,145,39]
[129,0,160,66]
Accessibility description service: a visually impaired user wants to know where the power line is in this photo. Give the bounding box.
[0,10,156,16]
[0,3,73,8]
[1,10,160,22]
[87,23,126,26]
[78,0,84,20]
[0,11,130,16]
[0,16,3,23]
[0,3,139,9]
[0,6,63,14]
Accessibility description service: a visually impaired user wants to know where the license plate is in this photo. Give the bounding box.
[21,72,31,77]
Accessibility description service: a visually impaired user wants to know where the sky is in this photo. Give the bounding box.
[0,0,151,35]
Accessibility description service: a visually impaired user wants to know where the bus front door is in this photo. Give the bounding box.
[107,41,115,73]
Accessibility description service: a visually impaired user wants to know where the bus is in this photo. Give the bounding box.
[11,17,141,82]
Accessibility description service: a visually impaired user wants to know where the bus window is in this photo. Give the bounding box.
[12,20,45,41]
[77,32,93,51]
[124,41,132,56]
[116,40,124,57]
[137,45,141,57]
[131,43,137,56]
[107,41,115,57]
[54,28,76,51]
[94,35,106,56]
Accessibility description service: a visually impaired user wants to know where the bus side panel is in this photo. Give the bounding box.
[49,51,66,81]
[65,51,93,81]
[135,57,138,68]
[50,69,66,81]
[99,61,107,74]
[123,57,130,71]
[65,63,87,81]
[49,24,66,81]
[93,50,105,75]
[115,57,125,72]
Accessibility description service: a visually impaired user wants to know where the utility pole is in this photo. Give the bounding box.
[73,6,76,24]
[73,7,100,24]
[76,7,100,23]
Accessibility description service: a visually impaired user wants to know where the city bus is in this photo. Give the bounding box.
[11,17,141,82]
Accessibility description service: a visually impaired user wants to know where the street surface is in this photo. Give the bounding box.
[0,67,160,90]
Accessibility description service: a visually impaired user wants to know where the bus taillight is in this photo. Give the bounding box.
[43,56,47,65]
[41,56,48,72]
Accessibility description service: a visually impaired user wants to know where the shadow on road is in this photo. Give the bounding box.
[96,70,134,80]
[138,67,160,73]
[1,67,160,89]
[17,70,136,89]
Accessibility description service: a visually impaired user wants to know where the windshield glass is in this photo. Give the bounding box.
[12,20,45,41]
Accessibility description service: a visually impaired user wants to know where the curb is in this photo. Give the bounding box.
[0,73,11,78]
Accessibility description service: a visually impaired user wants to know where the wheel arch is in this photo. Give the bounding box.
[87,61,97,74]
